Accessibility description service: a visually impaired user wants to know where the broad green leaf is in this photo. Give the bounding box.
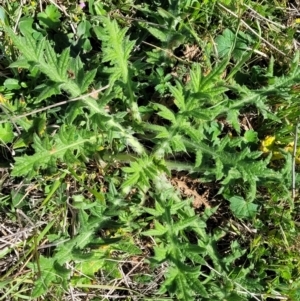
[0,123,14,143]
[142,228,167,236]
[77,20,92,38]
[0,6,9,26]
[9,58,30,69]
[229,196,258,219]
[18,18,35,35]
[244,130,258,143]
[215,29,249,60]
[153,245,168,262]
[30,256,58,297]
[37,4,61,29]
[3,78,20,90]
[167,32,186,50]
[215,28,236,58]
[147,26,168,42]
[77,259,104,276]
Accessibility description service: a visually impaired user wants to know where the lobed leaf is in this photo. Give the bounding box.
[57,47,70,80]
[168,82,186,111]
[229,196,258,219]
[156,103,176,123]
[78,68,97,93]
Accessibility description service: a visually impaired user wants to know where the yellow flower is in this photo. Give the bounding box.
[0,94,8,104]
[260,136,300,163]
[260,135,276,153]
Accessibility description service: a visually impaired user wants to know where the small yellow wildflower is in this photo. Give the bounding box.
[260,135,276,153]
[260,136,300,163]
[0,94,8,104]
[295,18,300,24]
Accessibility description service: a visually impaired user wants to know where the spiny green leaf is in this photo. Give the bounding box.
[35,83,60,103]
[168,82,185,111]
[159,266,179,294]
[170,135,186,152]
[143,207,163,217]
[227,109,240,133]
[156,103,176,123]
[44,40,58,70]
[99,17,135,83]
[176,272,194,301]
[185,272,209,298]
[173,216,199,232]
[195,150,203,168]
[5,26,38,62]
[215,157,224,180]
[190,63,202,93]
[142,220,167,236]
[155,127,170,139]
[121,171,140,188]
[200,57,229,90]
[11,127,98,178]
[124,38,136,59]
[79,68,97,93]
[36,38,46,61]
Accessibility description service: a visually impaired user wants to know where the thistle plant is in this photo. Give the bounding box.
[0,2,300,300]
